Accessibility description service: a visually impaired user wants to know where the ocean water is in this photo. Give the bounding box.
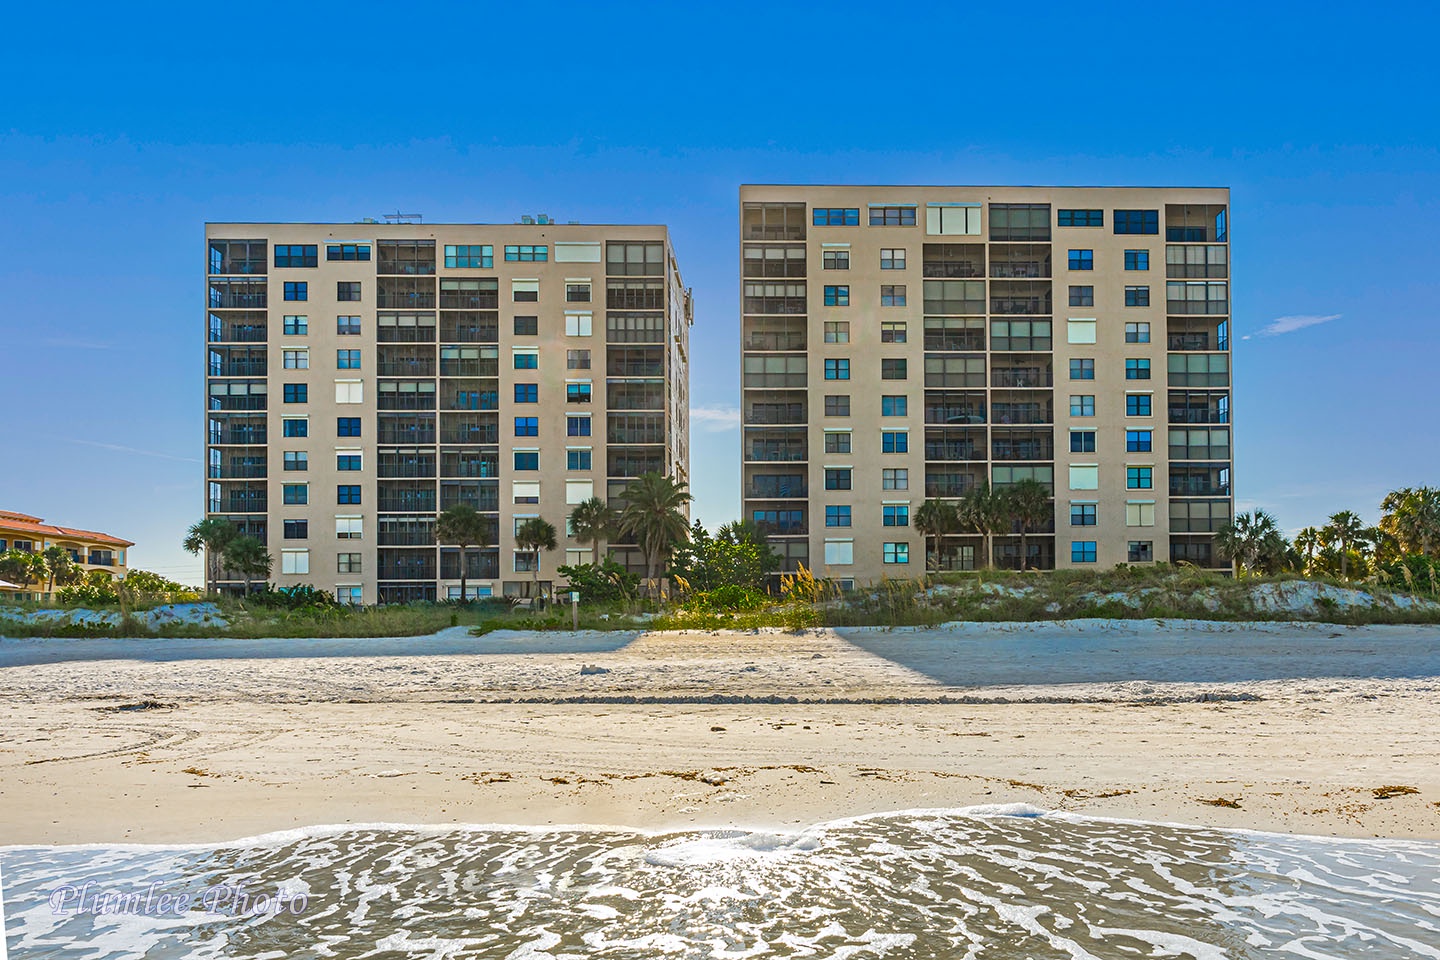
[3,808,1438,958]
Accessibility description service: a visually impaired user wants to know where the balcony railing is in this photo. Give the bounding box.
[741,297,806,315]
[747,479,808,499]
[209,427,267,445]
[209,496,267,513]
[208,464,267,479]
[990,370,1053,388]
[208,396,266,412]
[1168,333,1228,351]
[924,442,982,461]
[753,521,808,536]
[990,297,1052,315]
[439,360,498,377]
[990,262,1050,279]
[378,496,438,513]
[746,406,806,425]
[440,426,497,444]
[607,428,666,444]
[1168,407,1230,424]
[924,333,987,351]
[990,404,1052,425]
[991,442,1055,461]
[925,406,986,425]
[745,333,807,351]
[925,476,978,497]
[1170,479,1231,497]
[747,446,807,462]
[1167,299,1229,315]
[377,360,437,376]
[922,262,984,279]
[377,292,437,309]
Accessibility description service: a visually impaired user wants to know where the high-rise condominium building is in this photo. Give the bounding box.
[740,185,1231,584]
[206,221,691,602]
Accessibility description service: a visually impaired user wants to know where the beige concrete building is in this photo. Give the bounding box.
[206,219,691,602]
[740,185,1232,584]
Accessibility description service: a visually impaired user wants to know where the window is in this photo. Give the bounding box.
[1070,358,1094,380]
[283,383,307,403]
[283,484,308,505]
[880,248,906,270]
[824,358,850,380]
[1068,285,1093,307]
[883,542,910,564]
[1071,541,1097,563]
[883,505,910,527]
[1127,466,1154,489]
[504,245,548,262]
[338,553,362,573]
[283,315,307,335]
[1114,209,1159,235]
[1125,358,1151,380]
[824,540,855,565]
[1057,209,1103,227]
[337,454,362,471]
[283,281,307,301]
[281,550,310,575]
[881,395,907,416]
[274,244,317,268]
[1070,395,1096,417]
[813,208,860,226]
[513,316,538,336]
[882,468,909,490]
[825,432,851,454]
[880,285,906,307]
[1068,249,1093,271]
[566,383,592,403]
[1070,465,1100,490]
[514,451,539,471]
[337,349,361,369]
[514,416,538,436]
[283,451,308,471]
[337,417,361,437]
[1126,430,1153,452]
[512,280,539,303]
[283,520,308,540]
[1125,249,1150,271]
[824,394,850,417]
[283,418,308,438]
[881,358,907,380]
[1067,319,1097,344]
[870,205,916,226]
[927,203,983,236]
[825,505,852,527]
[567,415,592,436]
[823,321,849,343]
[514,383,538,403]
[444,244,493,268]
[1124,285,1150,307]
[1125,322,1151,343]
[1128,540,1154,562]
[337,281,361,302]
[514,350,538,369]
[327,243,370,262]
[1126,503,1157,527]
[566,282,591,302]
[337,316,360,335]
[565,479,594,505]
[823,285,850,306]
[283,349,309,369]
[1070,430,1096,453]
[1071,504,1097,526]
[823,249,850,270]
[561,313,594,337]
[824,468,852,490]
[567,449,592,470]
[337,485,361,504]
[335,380,362,404]
[1127,394,1153,416]
[336,517,362,540]
[882,431,908,453]
[567,349,591,369]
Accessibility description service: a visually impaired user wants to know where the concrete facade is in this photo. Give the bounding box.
[740,185,1232,584]
[206,221,691,602]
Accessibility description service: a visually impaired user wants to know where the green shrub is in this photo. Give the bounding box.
[248,584,341,610]
[56,581,120,605]
[557,559,639,603]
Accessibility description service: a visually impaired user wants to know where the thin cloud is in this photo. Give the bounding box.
[1242,313,1340,340]
[67,439,201,463]
[690,404,740,432]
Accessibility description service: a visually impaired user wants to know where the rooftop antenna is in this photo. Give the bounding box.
[383,211,423,224]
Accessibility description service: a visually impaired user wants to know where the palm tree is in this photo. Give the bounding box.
[514,517,558,599]
[0,549,48,594]
[183,517,239,594]
[1293,526,1322,574]
[957,481,1008,569]
[223,536,272,596]
[1325,510,1366,579]
[618,472,693,595]
[568,497,618,563]
[1380,487,1440,558]
[1007,478,1053,571]
[913,499,960,572]
[1215,510,1287,577]
[436,503,492,603]
[41,545,77,594]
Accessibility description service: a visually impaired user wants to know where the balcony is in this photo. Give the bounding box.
[208,280,267,309]
[439,359,498,378]
[742,202,807,241]
[377,241,437,276]
[923,320,987,351]
[742,243,807,278]
[607,384,666,410]
[923,280,986,315]
[377,277,437,309]
[925,428,985,461]
[378,494,438,513]
[377,551,438,581]
[1170,466,1232,498]
[745,331,807,351]
[208,393,266,412]
[440,315,500,343]
[209,492,267,514]
[378,453,437,478]
[209,357,267,377]
[439,416,498,444]
[441,552,500,580]
[378,357,438,376]
[378,414,438,445]
[922,243,985,279]
[990,397,1053,425]
[441,451,499,478]
[924,394,987,425]
[1167,332,1229,351]
[208,418,267,445]
[609,450,665,477]
[208,460,267,479]
[607,347,664,377]
[991,439,1054,461]
[746,432,807,462]
[1166,281,1229,315]
[745,403,806,425]
[608,282,666,310]
[86,552,117,567]
[1164,204,1227,244]
[752,518,807,537]
[747,475,807,499]
[378,318,437,342]
[990,363,1053,388]
[1166,244,1228,278]
[925,472,982,498]
[989,281,1053,315]
[208,313,266,343]
[1168,392,1230,424]
[741,295,806,315]
[989,244,1052,279]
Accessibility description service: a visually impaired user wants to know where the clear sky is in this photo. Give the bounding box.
[1,1,1437,584]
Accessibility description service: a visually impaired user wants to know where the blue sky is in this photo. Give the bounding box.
[1,1,1437,583]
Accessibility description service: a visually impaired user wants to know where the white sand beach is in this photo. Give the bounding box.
[1,620,1437,844]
